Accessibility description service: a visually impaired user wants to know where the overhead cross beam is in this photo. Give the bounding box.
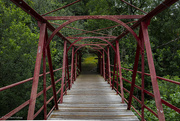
[67,36,116,39]
[43,15,144,20]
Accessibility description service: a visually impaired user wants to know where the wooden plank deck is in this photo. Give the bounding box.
[48,74,139,121]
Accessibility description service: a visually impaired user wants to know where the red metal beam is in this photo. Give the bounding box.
[115,40,124,103]
[74,44,107,46]
[44,15,144,20]
[47,17,141,47]
[60,40,67,103]
[102,51,105,79]
[43,29,47,120]
[47,45,59,110]
[42,0,81,16]
[141,22,165,121]
[112,53,117,90]
[66,37,116,54]
[67,36,116,39]
[71,47,75,86]
[75,53,78,80]
[140,26,145,121]
[107,47,111,86]
[27,23,46,120]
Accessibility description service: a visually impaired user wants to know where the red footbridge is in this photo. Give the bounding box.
[0,0,179,120]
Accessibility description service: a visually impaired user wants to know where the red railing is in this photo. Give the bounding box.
[0,66,72,120]
[109,65,180,119]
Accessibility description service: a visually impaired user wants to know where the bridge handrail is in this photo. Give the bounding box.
[0,66,71,120]
[110,65,180,85]
[110,65,180,118]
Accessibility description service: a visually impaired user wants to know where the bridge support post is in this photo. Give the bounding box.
[139,25,145,121]
[43,27,47,120]
[116,40,124,103]
[102,51,105,80]
[66,55,70,90]
[79,52,82,72]
[71,47,75,86]
[75,53,78,80]
[60,40,67,103]
[107,46,111,86]
[28,23,58,120]
[141,21,165,121]
[112,53,116,90]
[47,46,59,110]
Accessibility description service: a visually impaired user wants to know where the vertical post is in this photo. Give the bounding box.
[106,55,108,82]
[75,53,78,80]
[116,40,124,103]
[60,40,67,103]
[99,54,102,75]
[103,51,105,80]
[47,45,58,110]
[140,29,145,121]
[116,66,119,94]
[141,22,165,120]
[76,52,79,75]
[71,47,74,86]
[43,28,47,120]
[79,52,81,73]
[27,23,46,120]
[64,58,67,94]
[112,54,116,90]
[66,55,70,90]
[107,46,111,86]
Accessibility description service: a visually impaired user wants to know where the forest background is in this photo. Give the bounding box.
[0,0,180,120]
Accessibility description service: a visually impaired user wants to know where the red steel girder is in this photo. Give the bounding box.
[27,23,46,120]
[43,15,144,20]
[67,36,116,39]
[60,40,67,103]
[141,22,165,121]
[74,44,107,46]
[66,37,116,54]
[47,16,141,48]
[10,0,72,45]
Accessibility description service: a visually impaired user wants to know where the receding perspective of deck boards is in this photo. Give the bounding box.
[48,74,139,121]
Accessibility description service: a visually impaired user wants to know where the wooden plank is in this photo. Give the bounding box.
[48,74,139,120]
